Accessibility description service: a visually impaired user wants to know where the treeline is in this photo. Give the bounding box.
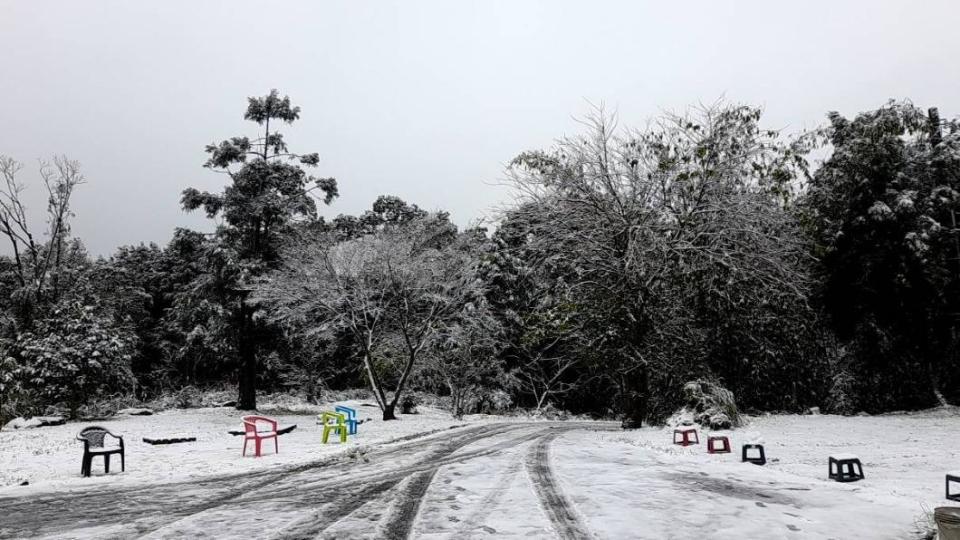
[0,92,958,425]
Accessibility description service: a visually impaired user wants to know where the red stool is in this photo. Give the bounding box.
[673,426,699,446]
[707,436,731,454]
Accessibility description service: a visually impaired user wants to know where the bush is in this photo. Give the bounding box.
[825,350,856,415]
[5,303,137,419]
[401,393,421,414]
[669,379,742,430]
[77,393,140,420]
[480,389,513,414]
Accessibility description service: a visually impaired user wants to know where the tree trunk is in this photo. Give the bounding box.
[452,388,463,419]
[620,365,648,429]
[380,349,419,421]
[361,351,388,411]
[236,301,257,411]
[535,390,548,412]
[382,403,397,421]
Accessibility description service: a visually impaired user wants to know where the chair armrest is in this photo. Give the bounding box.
[105,431,124,447]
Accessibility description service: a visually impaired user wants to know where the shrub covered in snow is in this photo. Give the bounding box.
[669,379,742,430]
[3,303,137,419]
[479,389,514,414]
[401,393,421,414]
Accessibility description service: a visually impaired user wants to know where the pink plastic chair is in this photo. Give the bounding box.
[241,415,279,457]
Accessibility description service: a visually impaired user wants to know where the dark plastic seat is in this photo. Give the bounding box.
[946,473,960,501]
[673,427,699,446]
[77,426,125,477]
[707,436,731,454]
[828,454,864,482]
[742,444,766,465]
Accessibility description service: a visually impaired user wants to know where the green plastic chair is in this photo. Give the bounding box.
[319,411,348,444]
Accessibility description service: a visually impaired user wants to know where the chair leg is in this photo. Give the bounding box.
[274,436,278,454]
[105,455,110,474]
[121,452,125,472]
[242,437,248,456]
[81,453,91,477]
[255,438,262,457]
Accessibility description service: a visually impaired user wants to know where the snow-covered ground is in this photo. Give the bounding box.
[2,406,959,539]
[559,408,960,538]
[0,400,495,497]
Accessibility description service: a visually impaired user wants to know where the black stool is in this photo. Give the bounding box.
[741,444,766,465]
[947,473,960,501]
[828,454,864,482]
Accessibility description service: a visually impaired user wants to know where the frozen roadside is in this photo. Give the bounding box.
[0,401,511,498]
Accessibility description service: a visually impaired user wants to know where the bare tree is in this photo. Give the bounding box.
[0,155,84,322]
[517,349,582,414]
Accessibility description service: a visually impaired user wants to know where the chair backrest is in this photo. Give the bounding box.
[78,426,110,448]
[321,411,346,426]
[335,406,357,420]
[241,415,277,433]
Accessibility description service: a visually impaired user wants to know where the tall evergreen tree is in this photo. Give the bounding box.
[182,90,338,409]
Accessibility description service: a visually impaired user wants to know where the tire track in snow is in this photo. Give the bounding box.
[271,478,402,540]
[270,424,546,539]
[376,469,438,539]
[453,450,523,536]
[0,424,506,540]
[0,422,612,539]
[525,432,595,540]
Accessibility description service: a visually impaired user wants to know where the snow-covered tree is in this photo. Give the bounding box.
[0,155,85,329]
[3,301,136,418]
[181,90,338,410]
[256,214,478,420]
[805,102,960,410]
[501,103,823,424]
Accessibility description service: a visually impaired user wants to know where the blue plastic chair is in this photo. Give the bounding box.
[335,405,358,435]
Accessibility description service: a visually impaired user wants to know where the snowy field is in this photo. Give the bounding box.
[0,400,496,497]
[569,407,960,538]
[1,406,959,539]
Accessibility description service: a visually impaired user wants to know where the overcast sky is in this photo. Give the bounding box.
[1,0,959,256]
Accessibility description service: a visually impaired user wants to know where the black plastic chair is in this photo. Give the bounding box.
[77,426,125,477]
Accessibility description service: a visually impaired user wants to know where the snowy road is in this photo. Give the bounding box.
[0,421,923,539]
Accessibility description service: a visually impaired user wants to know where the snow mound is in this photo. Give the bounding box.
[2,416,66,431]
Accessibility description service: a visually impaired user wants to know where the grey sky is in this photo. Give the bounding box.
[2,0,958,256]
